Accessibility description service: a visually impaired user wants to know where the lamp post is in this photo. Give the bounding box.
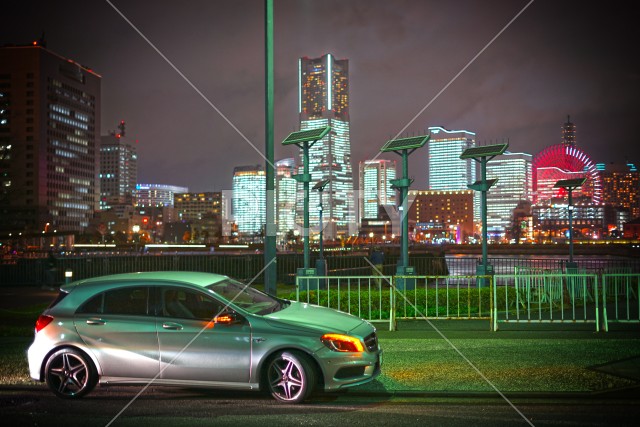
[380,135,430,289]
[460,143,508,287]
[264,0,276,295]
[554,177,586,270]
[132,224,140,253]
[313,178,330,277]
[282,126,331,275]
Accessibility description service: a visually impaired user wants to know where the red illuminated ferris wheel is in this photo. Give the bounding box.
[532,144,602,204]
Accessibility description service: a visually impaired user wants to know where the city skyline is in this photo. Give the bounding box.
[2,0,638,191]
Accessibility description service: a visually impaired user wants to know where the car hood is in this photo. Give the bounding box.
[263,301,367,335]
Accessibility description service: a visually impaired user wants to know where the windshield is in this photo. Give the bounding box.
[206,279,288,315]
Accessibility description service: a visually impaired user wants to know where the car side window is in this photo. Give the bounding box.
[77,287,149,316]
[161,287,226,320]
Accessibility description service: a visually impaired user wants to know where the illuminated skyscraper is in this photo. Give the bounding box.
[598,162,640,220]
[486,151,532,240]
[99,121,137,210]
[0,42,101,233]
[427,126,478,219]
[358,159,396,220]
[275,158,297,240]
[232,165,265,236]
[297,54,355,238]
[561,115,576,147]
[427,126,476,190]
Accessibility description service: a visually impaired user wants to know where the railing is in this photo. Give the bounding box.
[3,253,638,332]
[602,273,640,331]
[3,253,640,286]
[295,272,639,332]
[493,272,601,331]
[295,274,497,331]
[295,276,395,331]
[0,253,447,286]
[393,275,494,321]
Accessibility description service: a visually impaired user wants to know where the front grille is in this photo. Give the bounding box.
[364,332,378,352]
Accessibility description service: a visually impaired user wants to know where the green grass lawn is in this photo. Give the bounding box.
[362,336,638,393]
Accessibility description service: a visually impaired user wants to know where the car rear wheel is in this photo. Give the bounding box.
[265,351,316,403]
[44,348,97,399]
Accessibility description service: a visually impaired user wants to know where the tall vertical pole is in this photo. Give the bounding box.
[319,190,324,259]
[303,143,310,269]
[264,0,276,294]
[400,150,409,269]
[480,158,488,274]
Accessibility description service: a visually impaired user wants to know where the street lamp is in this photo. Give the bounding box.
[554,177,586,270]
[313,178,331,276]
[380,134,430,289]
[460,143,508,287]
[132,224,140,253]
[282,126,331,276]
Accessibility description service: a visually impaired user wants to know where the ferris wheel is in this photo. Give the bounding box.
[532,144,602,204]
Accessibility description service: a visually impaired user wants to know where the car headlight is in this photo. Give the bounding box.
[321,333,365,352]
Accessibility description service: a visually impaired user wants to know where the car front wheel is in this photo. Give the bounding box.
[44,348,97,399]
[265,351,316,403]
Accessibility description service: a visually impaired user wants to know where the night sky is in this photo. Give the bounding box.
[2,0,638,191]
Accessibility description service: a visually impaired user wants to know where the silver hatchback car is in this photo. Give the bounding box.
[28,272,382,403]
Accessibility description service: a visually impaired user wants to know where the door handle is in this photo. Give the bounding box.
[86,318,106,325]
[162,322,183,330]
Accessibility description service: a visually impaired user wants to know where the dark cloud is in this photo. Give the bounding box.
[1,0,638,191]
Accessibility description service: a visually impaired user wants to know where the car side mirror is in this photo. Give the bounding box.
[214,312,239,325]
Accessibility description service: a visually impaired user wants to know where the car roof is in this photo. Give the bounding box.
[61,271,230,292]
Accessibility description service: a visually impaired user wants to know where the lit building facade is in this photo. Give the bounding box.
[174,192,222,221]
[408,189,474,243]
[598,162,640,221]
[485,151,532,240]
[561,115,576,147]
[135,183,188,208]
[532,197,610,242]
[174,192,222,243]
[99,121,137,210]
[358,159,396,221]
[427,126,478,220]
[427,126,476,191]
[297,54,356,238]
[232,165,265,236]
[275,158,296,240]
[0,43,101,233]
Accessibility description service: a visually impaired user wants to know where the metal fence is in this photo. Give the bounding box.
[3,253,639,287]
[601,273,640,331]
[0,253,448,286]
[295,276,395,331]
[492,271,639,331]
[2,253,638,332]
[493,272,601,331]
[296,272,639,332]
[296,274,496,331]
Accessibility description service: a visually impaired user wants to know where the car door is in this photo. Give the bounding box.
[74,286,160,379]
[156,286,252,383]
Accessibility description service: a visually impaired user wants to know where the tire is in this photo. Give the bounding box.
[265,351,317,403]
[44,348,97,399]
